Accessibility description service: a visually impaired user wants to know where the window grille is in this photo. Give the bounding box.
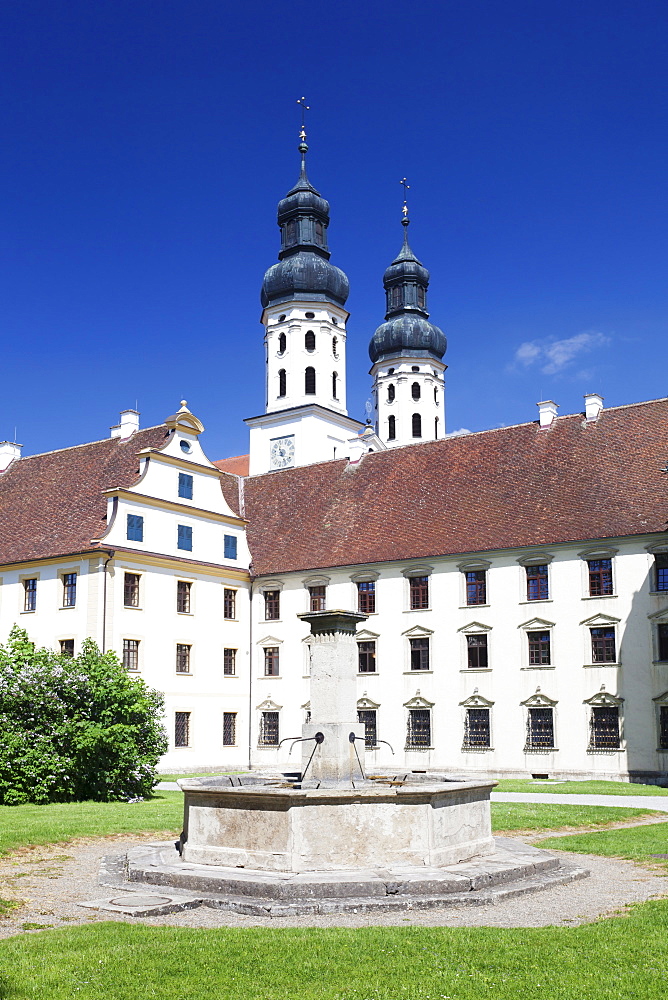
[175,711,190,748]
[259,711,279,746]
[463,708,491,749]
[60,639,74,657]
[465,570,486,605]
[358,640,376,673]
[411,382,421,401]
[387,384,395,402]
[124,573,140,608]
[406,708,431,748]
[178,473,193,500]
[176,643,191,674]
[528,630,551,665]
[264,647,280,676]
[305,331,316,352]
[467,634,488,668]
[358,709,377,748]
[176,580,191,614]
[659,705,668,750]
[588,558,613,596]
[656,554,668,591]
[409,637,430,671]
[525,707,555,750]
[264,590,280,620]
[126,514,144,542]
[123,638,139,671]
[357,580,376,614]
[308,585,326,612]
[23,578,37,612]
[223,588,236,619]
[658,624,668,661]
[589,706,620,750]
[590,627,616,663]
[411,413,422,438]
[224,534,238,560]
[63,573,77,607]
[526,564,549,601]
[223,712,237,746]
[177,524,192,551]
[388,415,396,440]
[305,366,316,394]
[223,648,236,676]
[278,368,286,396]
[278,333,286,354]
[409,576,429,610]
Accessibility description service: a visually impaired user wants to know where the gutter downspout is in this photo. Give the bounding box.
[101,550,115,653]
[248,578,254,771]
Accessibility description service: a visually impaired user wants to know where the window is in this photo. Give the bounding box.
[412,413,422,438]
[177,524,192,551]
[410,637,430,671]
[286,220,297,243]
[656,554,668,591]
[62,573,77,607]
[127,514,144,542]
[60,638,74,657]
[589,706,620,750]
[264,646,280,676]
[264,590,280,620]
[176,580,191,614]
[658,624,668,661]
[224,534,238,560]
[526,564,549,601]
[358,709,377,748]
[23,578,37,612]
[417,286,425,308]
[406,709,431,748]
[588,558,613,596]
[123,638,139,671]
[463,708,491,749]
[278,332,286,354]
[308,585,326,612]
[124,573,140,608]
[305,330,316,352]
[591,627,616,663]
[175,712,190,748]
[388,415,396,440]
[525,707,555,750]
[434,417,438,438]
[467,634,488,668]
[259,711,279,746]
[176,643,191,674]
[223,648,236,676]
[659,705,668,750]
[305,311,315,319]
[332,371,338,398]
[465,570,486,605]
[223,588,236,620]
[409,576,429,610]
[278,369,287,396]
[528,630,551,665]
[358,640,376,673]
[178,473,193,500]
[305,366,316,394]
[223,712,237,746]
[387,384,395,402]
[314,220,323,244]
[411,365,420,372]
[357,580,376,614]
[411,382,421,401]
[332,336,338,357]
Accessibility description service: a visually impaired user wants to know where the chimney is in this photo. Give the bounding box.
[0,441,22,472]
[584,393,604,422]
[110,409,140,440]
[537,400,558,428]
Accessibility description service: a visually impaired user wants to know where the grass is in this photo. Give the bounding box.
[495,778,668,795]
[0,902,667,999]
[540,821,668,868]
[490,802,656,832]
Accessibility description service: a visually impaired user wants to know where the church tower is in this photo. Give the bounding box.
[368,201,447,448]
[246,123,365,475]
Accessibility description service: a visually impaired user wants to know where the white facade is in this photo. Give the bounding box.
[371,355,447,447]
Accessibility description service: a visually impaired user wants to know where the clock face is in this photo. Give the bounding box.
[270,436,295,469]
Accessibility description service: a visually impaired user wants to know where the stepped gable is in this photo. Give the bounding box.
[243,398,668,577]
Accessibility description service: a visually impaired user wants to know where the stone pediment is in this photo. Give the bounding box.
[402,625,434,638]
[652,691,668,704]
[257,635,283,646]
[648,608,668,622]
[585,686,623,707]
[256,695,282,711]
[579,612,621,627]
[458,621,492,634]
[460,689,493,708]
[518,617,555,631]
[357,695,380,710]
[356,628,380,641]
[404,690,434,709]
[521,687,557,707]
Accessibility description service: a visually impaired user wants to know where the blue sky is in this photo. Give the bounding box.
[1,0,667,459]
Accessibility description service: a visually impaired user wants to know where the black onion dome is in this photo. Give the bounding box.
[261,253,350,308]
[369,314,446,363]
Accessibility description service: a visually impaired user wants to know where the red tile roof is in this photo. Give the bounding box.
[214,455,250,477]
[243,399,668,577]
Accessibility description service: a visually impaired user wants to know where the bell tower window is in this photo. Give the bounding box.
[305,330,316,352]
[332,372,338,399]
[412,413,422,438]
[286,220,297,244]
[278,332,286,354]
[387,384,395,402]
[388,415,396,440]
[315,220,323,244]
[278,369,287,397]
[332,336,338,357]
[417,286,425,308]
[411,382,421,401]
[305,367,316,394]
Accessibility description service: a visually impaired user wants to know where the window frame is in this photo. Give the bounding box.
[358,639,376,673]
[357,580,376,614]
[259,710,280,746]
[177,524,193,551]
[124,572,141,609]
[528,629,551,666]
[62,572,77,608]
[122,638,140,671]
[178,472,194,500]
[59,638,75,657]
[223,647,236,676]
[526,563,549,601]
[357,709,378,748]
[463,707,491,750]
[264,590,280,621]
[655,553,668,592]
[308,585,326,612]
[223,588,237,620]
[590,625,617,664]
[224,534,238,561]
[23,577,37,612]
[264,646,280,677]
[588,705,621,751]
[176,580,192,614]
[176,643,192,674]
[466,633,489,669]
[409,636,430,671]
[406,708,432,749]
[223,712,237,747]
[175,711,191,748]
[408,575,430,610]
[126,513,144,543]
[525,706,556,751]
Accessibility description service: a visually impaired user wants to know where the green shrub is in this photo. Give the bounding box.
[0,627,167,804]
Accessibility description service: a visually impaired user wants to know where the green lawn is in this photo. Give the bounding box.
[540,821,668,868]
[490,802,656,832]
[1,902,667,999]
[495,778,668,795]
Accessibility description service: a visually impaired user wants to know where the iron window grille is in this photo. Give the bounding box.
[411,413,422,438]
[177,524,193,551]
[177,580,192,614]
[123,639,139,671]
[176,643,191,674]
[528,630,551,665]
[259,711,279,746]
[23,578,37,612]
[62,573,77,608]
[223,648,236,676]
[590,627,616,663]
[525,707,555,751]
[659,706,668,750]
[264,590,280,620]
[223,588,236,619]
[409,637,430,671]
[309,585,326,612]
[526,564,549,601]
[305,366,316,394]
[588,558,613,596]
[126,514,144,542]
[60,639,74,657]
[406,709,431,749]
[656,554,668,591]
[358,709,377,748]
[463,708,491,749]
[223,712,237,747]
[357,580,376,614]
[658,624,668,661]
[467,634,488,668]
[175,711,190,748]
[178,473,193,500]
[358,640,376,673]
[465,570,486,605]
[264,647,280,676]
[409,576,429,610]
[224,534,238,560]
[589,706,620,750]
[124,573,140,608]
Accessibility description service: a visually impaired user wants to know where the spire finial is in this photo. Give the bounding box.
[297,96,310,146]
[400,177,410,228]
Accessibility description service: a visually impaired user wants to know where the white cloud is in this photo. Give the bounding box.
[513,331,610,375]
[445,427,472,437]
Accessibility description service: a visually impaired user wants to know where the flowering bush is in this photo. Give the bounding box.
[0,628,168,804]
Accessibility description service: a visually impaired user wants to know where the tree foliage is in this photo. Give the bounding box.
[0,627,168,804]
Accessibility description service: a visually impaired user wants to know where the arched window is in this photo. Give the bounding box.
[278,332,286,354]
[305,330,316,352]
[387,384,395,402]
[411,382,421,401]
[315,220,323,244]
[332,336,338,357]
[305,367,316,394]
[278,369,286,397]
[434,416,439,439]
[332,371,338,398]
[286,220,297,243]
[434,387,438,402]
[412,413,422,438]
[388,415,396,440]
[412,365,420,372]
[388,368,395,375]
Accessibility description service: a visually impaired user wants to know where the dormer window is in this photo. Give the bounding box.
[411,382,421,401]
[178,473,193,500]
[278,332,286,354]
[305,330,316,352]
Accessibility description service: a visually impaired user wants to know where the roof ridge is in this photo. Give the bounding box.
[18,425,166,461]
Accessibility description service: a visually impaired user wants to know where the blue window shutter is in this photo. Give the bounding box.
[178,524,192,551]
[127,514,144,542]
[224,534,238,560]
[178,473,193,500]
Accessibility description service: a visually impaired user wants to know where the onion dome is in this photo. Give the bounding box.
[368,216,446,363]
[261,140,349,308]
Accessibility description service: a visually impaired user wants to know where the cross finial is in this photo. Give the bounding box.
[297,96,310,143]
[400,177,410,219]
